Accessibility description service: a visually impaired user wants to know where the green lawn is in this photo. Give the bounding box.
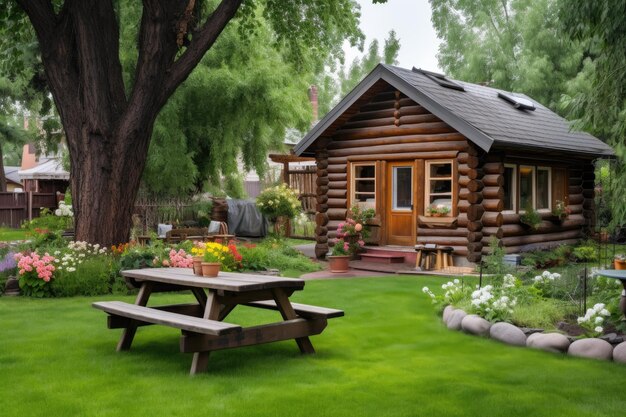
[0,227,27,241]
[1,276,624,417]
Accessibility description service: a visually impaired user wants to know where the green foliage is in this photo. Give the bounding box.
[317,30,401,116]
[572,242,598,262]
[238,239,321,275]
[512,298,576,329]
[256,183,301,220]
[348,205,376,238]
[519,206,542,229]
[431,0,584,111]
[191,199,213,227]
[330,239,350,256]
[51,257,118,297]
[119,247,161,271]
[482,237,508,276]
[21,208,72,233]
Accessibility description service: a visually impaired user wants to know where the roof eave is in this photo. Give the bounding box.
[294,64,495,156]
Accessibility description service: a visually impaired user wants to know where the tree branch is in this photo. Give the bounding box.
[163,0,243,101]
[15,0,57,42]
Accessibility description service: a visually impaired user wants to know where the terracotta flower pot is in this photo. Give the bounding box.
[614,259,626,270]
[328,255,350,273]
[201,262,221,277]
[192,256,204,276]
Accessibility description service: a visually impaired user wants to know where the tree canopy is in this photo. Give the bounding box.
[0,0,372,245]
[430,0,584,111]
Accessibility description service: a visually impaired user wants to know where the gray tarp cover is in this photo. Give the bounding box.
[227,199,268,237]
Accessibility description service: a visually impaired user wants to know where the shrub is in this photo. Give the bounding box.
[239,240,321,275]
[52,257,117,297]
[14,251,57,297]
[256,184,301,221]
[422,279,466,309]
[482,237,509,276]
[572,242,598,262]
[577,303,611,337]
[469,285,517,323]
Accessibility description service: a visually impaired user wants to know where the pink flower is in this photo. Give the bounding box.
[355,223,362,232]
[358,240,365,247]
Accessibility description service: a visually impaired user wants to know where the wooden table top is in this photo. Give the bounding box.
[122,268,305,292]
[595,269,626,282]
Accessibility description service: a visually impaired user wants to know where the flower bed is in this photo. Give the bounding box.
[423,272,626,363]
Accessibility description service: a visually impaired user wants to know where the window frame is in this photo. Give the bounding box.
[350,162,376,209]
[518,165,536,213]
[503,164,517,214]
[536,166,552,212]
[424,159,455,217]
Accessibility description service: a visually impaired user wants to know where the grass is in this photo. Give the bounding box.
[0,227,27,241]
[1,275,625,417]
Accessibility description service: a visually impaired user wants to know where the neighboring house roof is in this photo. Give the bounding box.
[3,166,21,185]
[294,64,614,157]
[18,158,69,180]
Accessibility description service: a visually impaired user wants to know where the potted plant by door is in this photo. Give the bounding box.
[328,238,351,273]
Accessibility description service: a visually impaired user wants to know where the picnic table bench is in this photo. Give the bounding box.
[93,268,343,375]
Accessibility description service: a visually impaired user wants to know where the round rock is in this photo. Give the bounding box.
[568,338,613,361]
[526,332,570,353]
[489,322,527,346]
[446,309,467,331]
[612,341,626,364]
[461,314,491,337]
[442,305,455,324]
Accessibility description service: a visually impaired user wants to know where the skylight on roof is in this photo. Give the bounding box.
[412,67,465,92]
[497,92,535,111]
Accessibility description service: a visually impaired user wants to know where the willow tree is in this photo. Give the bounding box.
[7,0,365,245]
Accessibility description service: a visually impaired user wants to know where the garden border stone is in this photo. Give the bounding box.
[440,304,625,364]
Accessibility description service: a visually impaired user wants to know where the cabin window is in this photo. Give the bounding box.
[506,164,555,212]
[519,166,535,211]
[503,164,517,213]
[351,163,376,209]
[536,167,551,210]
[425,160,454,216]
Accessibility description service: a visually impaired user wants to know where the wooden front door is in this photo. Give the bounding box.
[385,161,416,246]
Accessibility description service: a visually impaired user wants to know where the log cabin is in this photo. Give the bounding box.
[293,64,614,264]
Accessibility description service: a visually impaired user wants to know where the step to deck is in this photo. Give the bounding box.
[349,260,413,274]
[359,253,406,264]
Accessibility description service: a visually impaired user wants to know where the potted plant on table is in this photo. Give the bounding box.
[328,238,351,273]
[201,242,230,277]
[614,254,626,270]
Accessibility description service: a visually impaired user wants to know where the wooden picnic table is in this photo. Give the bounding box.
[93,268,343,375]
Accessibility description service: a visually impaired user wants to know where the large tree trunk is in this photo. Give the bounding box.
[18,0,242,246]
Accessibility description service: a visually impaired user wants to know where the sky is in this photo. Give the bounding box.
[343,0,442,72]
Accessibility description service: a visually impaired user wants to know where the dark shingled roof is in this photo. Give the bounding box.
[294,64,614,157]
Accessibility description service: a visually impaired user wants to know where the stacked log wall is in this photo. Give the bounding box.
[314,149,330,258]
[476,156,504,260]
[454,147,483,260]
[485,160,591,255]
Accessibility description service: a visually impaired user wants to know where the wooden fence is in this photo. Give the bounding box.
[285,166,316,239]
[0,192,59,228]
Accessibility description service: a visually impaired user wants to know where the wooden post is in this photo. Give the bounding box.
[315,149,329,258]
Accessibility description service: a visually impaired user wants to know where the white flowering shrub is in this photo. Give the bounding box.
[422,279,466,307]
[54,201,74,217]
[53,241,107,272]
[531,270,561,297]
[577,303,611,337]
[470,284,517,323]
